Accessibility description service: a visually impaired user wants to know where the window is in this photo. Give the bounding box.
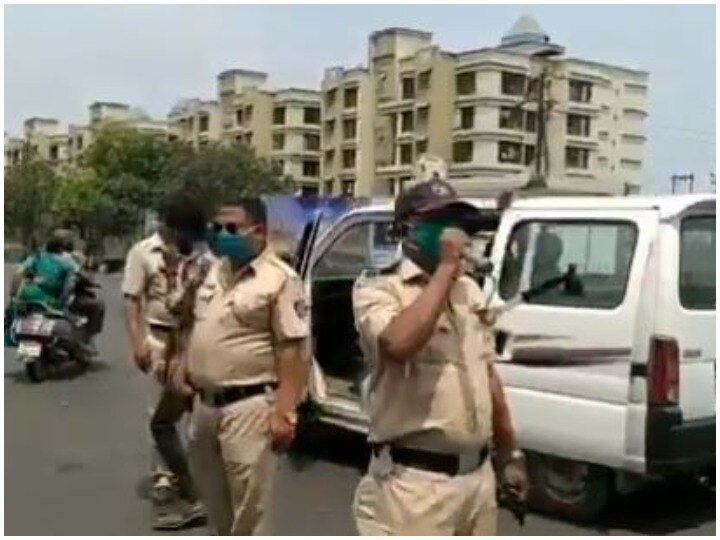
[679,216,716,310]
[341,180,355,197]
[453,141,473,163]
[399,176,412,194]
[245,132,253,145]
[343,118,357,140]
[273,158,285,173]
[401,110,414,133]
[499,107,524,130]
[342,148,356,169]
[324,180,334,195]
[498,141,522,164]
[460,107,474,129]
[418,70,431,91]
[499,221,638,309]
[304,107,321,125]
[344,87,358,109]
[168,134,179,142]
[402,76,415,100]
[303,160,320,177]
[305,134,320,151]
[569,80,593,103]
[245,105,253,122]
[388,178,397,197]
[273,107,286,125]
[49,144,59,160]
[188,117,194,131]
[567,114,591,137]
[272,133,285,150]
[399,143,413,165]
[300,185,319,197]
[416,139,428,156]
[326,89,337,109]
[325,119,335,138]
[76,136,83,150]
[236,109,244,125]
[501,72,526,96]
[199,115,209,133]
[566,146,590,169]
[525,111,537,133]
[598,130,609,141]
[524,145,536,166]
[324,149,335,167]
[456,72,476,95]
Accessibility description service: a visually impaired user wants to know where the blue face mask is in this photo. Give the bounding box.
[207,230,256,266]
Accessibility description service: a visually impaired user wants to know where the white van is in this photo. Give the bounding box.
[297,194,715,521]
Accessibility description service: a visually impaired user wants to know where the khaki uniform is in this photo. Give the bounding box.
[186,251,309,535]
[122,233,186,483]
[352,258,498,535]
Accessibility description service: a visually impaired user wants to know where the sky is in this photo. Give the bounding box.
[4,4,716,193]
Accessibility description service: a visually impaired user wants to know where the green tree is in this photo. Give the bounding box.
[4,145,58,247]
[159,142,293,215]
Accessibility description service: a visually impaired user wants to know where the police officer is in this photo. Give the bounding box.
[174,197,310,535]
[122,195,206,530]
[351,180,529,535]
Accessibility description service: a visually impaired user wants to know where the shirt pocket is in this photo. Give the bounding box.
[229,289,271,331]
[194,284,217,320]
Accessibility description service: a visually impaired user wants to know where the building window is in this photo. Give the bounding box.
[388,178,397,197]
[272,133,285,150]
[324,179,334,195]
[401,110,414,133]
[344,87,358,109]
[341,180,355,196]
[598,130,609,141]
[418,70,431,92]
[245,105,253,122]
[567,114,591,137]
[300,185,319,197]
[501,72,526,96]
[236,109,243,125]
[199,115,209,133]
[304,107,321,125]
[235,134,243,143]
[326,89,336,109]
[342,148,356,169]
[417,106,429,130]
[399,176,412,193]
[525,111,537,133]
[343,118,357,140]
[49,144,59,160]
[524,145,536,166]
[273,107,286,125]
[416,139,428,156]
[325,119,335,138]
[498,141,523,164]
[566,146,590,169]
[402,76,415,100]
[305,133,320,151]
[569,80,593,103]
[460,107,474,129]
[499,107,524,130]
[273,158,285,173]
[76,136,83,150]
[453,141,473,163]
[456,72,476,96]
[399,143,413,165]
[168,134,179,142]
[303,160,320,177]
[325,149,335,168]
[245,132,253,146]
[188,117,195,131]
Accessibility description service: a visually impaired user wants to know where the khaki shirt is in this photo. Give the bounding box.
[353,258,495,453]
[188,250,309,390]
[121,233,179,327]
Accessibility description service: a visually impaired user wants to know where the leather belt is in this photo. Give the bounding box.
[199,383,277,408]
[372,443,490,476]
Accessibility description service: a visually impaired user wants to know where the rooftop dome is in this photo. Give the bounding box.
[499,15,564,56]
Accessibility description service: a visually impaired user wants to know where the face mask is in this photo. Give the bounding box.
[207,229,256,266]
[407,216,456,272]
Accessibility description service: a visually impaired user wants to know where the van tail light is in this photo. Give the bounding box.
[647,336,680,406]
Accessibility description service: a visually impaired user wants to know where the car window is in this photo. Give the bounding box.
[499,220,637,309]
[679,215,715,310]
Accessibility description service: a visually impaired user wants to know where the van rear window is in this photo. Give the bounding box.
[679,215,715,310]
[499,220,637,309]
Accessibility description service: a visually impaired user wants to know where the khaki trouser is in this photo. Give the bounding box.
[353,454,498,535]
[187,393,277,535]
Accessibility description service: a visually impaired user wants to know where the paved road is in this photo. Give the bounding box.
[4,268,715,535]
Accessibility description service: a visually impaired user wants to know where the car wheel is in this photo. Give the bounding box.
[526,451,611,523]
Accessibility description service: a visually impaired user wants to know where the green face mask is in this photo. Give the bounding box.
[408,216,456,272]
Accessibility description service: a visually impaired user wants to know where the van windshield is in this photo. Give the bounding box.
[679,215,715,310]
[499,220,637,309]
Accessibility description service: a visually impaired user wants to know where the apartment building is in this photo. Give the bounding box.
[321,16,648,196]
[167,98,222,149]
[216,69,322,193]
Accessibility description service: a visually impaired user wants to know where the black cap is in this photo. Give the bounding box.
[394,179,480,225]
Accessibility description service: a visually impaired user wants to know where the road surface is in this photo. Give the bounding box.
[4,268,715,535]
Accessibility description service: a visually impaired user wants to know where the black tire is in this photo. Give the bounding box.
[526,451,612,523]
[25,359,45,383]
